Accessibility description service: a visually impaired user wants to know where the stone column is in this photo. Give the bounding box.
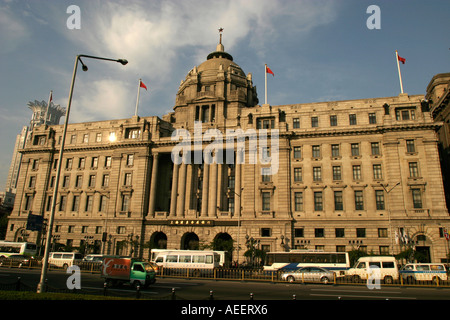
[235,163,241,218]
[177,163,187,217]
[201,164,209,217]
[148,152,159,217]
[208,163,218,217]
[170,163,179,217]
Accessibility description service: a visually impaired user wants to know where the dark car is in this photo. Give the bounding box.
[0,254,34,267]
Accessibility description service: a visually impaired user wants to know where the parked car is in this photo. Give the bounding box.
[83,254,106,264]
[346,256,399,284]
[0,254,35,267]
[400,263,448,284]
[281,266,335,284]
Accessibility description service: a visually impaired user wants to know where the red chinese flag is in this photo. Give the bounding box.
[266,66,274,76]
[140,80,148,90]
[397,55,406,64]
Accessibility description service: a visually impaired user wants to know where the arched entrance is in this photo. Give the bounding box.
[414,234,432,263]
[181,232,199,250]
[150,232,167,249]
[214,233,233,267]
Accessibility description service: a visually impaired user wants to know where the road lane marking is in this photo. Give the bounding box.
[310,293,416,300]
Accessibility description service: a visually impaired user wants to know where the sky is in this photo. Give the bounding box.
[0,0,449,189]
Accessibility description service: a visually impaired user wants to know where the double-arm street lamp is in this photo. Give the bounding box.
[37,54,128,293]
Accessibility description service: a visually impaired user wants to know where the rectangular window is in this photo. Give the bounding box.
[66,158,73,170]
[352,165,361,180]
[313,167,322,181]
[293,118,300,128]
[63,175,70,188]
[59,195,67,211]
[412,189,422,208]
[294,192,303,211]
[126,154,134,166]
[261,167,271,182]
[335,228,345,238]
[312,145,321,158]
[78,157,85,169]
[105,156,112,167]
[331,144,340,157]
[262,192,271,211]
[294,228,304,237]
[349,114,357,125]
[311,116,319,127]
[356,228,366,238]
[334,191,343,211]
[315,228,325,237]
[96,133,102,142]
[75,175,83,188]
[312,146,320,158]
[83,134,89,143]
[72,195,80,211]
[121,194,130,211]
[99,195,107,212]
[294,167,302,182]
[409,162,419,177]
[373,164,382,180]
[332,166,342,180]
[330,115,337,126]
[406,139,416,153]
[314,192,323,211]
[89,175,96,188]
[371,142,380,155]
[227,198,234,214]
[91,157,98,169]
[351,143,360,156]
[355,191,364,210]
[293,146,302,159]
[124,173,132,186]
[378,228,388,238]
[375,190,385,210]
[102,174,110,187]
[369,113,377,124]
[85,195,93,212]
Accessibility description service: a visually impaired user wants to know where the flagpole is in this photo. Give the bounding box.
[395,50,404,94]
[264,64,268,105]
[44,90,52,125]
[135,79,141,116]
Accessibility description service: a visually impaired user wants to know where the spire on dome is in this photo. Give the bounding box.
[207,27,233,61]
[216,27,224,52]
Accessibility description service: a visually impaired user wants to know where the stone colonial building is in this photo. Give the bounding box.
[6,41,450,263]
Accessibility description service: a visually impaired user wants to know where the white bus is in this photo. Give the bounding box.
[150,249,228,267]
[264,250,350,276]
[0,241,37,258]
[152,250,221,276]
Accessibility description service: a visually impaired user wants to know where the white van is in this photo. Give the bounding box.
[400,263,448,284]
[346,256,399,284]
[48,252,83,269]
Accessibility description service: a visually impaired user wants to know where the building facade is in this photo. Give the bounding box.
[6,42,450,263]
[2,100,65,212]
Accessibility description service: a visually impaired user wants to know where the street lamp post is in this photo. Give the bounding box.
[37,54,127,293]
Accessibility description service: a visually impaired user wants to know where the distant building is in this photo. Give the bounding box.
[426,73,450,208]
[5,41,450,263]
[2,100,65,211]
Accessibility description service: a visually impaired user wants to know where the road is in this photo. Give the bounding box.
[1,268,450,301]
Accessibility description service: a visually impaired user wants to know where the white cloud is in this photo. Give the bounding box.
[70,79,133,123]
[0,5,30,54]
[43,0,338,122]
